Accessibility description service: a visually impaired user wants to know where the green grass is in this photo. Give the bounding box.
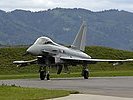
[0,74,38,80]
[0,85,73,100]
[90,70,133,77]
[0,70,133,80]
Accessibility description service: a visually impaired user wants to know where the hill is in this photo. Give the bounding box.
[0,46,133,74]
[0,8,133,50]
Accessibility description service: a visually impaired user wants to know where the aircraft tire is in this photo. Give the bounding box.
[46,73,50,80]
[40,71,46,80]
[83,69,89,79]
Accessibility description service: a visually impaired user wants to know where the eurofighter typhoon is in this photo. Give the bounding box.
[13,21,133,80]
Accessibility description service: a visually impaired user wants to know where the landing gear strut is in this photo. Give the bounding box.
[81,64,89,79]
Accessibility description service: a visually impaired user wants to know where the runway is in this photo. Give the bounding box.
[0,77,133,98]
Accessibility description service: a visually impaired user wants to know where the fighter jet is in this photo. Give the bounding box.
[13,21,133,80]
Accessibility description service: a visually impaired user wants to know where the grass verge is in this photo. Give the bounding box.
[0,70,133,80]
[0,85,76,100]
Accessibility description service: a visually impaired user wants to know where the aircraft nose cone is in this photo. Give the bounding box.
[26,46,33,54]
[26,45,41,56]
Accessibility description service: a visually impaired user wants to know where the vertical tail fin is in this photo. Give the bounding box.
[71,21,87,51]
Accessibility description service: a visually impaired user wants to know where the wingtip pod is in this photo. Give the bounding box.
[71,21,87,51]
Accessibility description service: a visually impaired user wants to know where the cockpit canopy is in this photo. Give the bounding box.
[34,37,54,45]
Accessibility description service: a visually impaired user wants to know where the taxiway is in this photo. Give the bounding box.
[0,76,133,98]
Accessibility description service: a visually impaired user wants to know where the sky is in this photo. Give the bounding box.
[0,0,133,12]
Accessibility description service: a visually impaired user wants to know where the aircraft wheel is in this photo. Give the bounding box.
[83,69,89,79]
[46,71,50,80]
[40,71,46,80]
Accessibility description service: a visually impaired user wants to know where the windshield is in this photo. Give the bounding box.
[34,37,54,45]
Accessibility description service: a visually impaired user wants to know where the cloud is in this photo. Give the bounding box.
[0,0,133,12]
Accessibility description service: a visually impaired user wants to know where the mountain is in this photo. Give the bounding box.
[0,8,133,50]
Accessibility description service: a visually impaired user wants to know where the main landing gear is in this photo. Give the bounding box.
[81,64,89,79]
[39,66,50,80]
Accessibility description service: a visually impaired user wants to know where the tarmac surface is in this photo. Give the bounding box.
[0,76,133,98]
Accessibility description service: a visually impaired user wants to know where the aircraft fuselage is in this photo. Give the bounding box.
[27,43,91,59]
